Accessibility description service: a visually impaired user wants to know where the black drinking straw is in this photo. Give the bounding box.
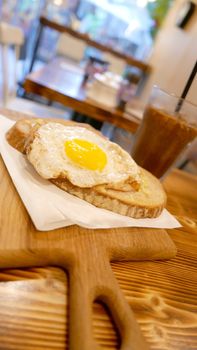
[175,59,197,112]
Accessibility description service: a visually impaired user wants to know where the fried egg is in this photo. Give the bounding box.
[27,122,141,188]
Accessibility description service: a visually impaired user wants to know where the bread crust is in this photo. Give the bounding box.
[52,174,165,218]
[6,118,102,153]
[6,118,166,219]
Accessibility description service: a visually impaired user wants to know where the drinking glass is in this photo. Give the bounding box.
[132,86,197,178]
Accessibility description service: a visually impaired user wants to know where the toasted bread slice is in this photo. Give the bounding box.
[52,169,166,218]
[6,118,101,154]
[6,118,166,218]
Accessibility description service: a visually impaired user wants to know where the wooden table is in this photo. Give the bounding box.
[29,16,150,74]
[0,164,196,350]
[24,57,141,133]
[0,109,196,349]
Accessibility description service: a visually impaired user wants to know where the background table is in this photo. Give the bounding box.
[0,108,196,349]
[24,57,141,133]
[29,16,150,74]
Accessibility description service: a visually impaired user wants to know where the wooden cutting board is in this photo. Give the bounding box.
[0,112,177,350]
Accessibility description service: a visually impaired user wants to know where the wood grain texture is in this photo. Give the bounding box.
[40,16,150,72]
[0,268,68,350]
[23,57,140,134]
[0,110,196,350]
[0,110,175,350]
[0,267,121,350]
[0,150,175,350]
[0,174,196,350]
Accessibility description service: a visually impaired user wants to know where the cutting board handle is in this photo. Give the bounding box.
[67,254,149,350]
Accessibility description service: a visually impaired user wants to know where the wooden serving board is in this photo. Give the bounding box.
[0,112,177,350]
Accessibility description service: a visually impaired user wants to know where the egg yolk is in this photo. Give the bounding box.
[65,138,107,171]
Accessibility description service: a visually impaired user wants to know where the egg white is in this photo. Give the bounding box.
[27,122,140,188]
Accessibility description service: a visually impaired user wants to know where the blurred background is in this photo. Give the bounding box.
[0,0,196,174]
[0,0,172,72]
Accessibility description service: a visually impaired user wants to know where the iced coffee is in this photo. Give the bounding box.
[132,88,197,178]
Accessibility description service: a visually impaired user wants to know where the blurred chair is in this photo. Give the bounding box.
[0,22,23,106]
[103,53,126,75]
[0,22,69,119]
[56,33,86,63]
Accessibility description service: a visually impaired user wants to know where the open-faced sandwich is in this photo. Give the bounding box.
[6,118,166,218]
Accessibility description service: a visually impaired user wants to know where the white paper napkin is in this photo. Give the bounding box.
[0,115,181,231]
